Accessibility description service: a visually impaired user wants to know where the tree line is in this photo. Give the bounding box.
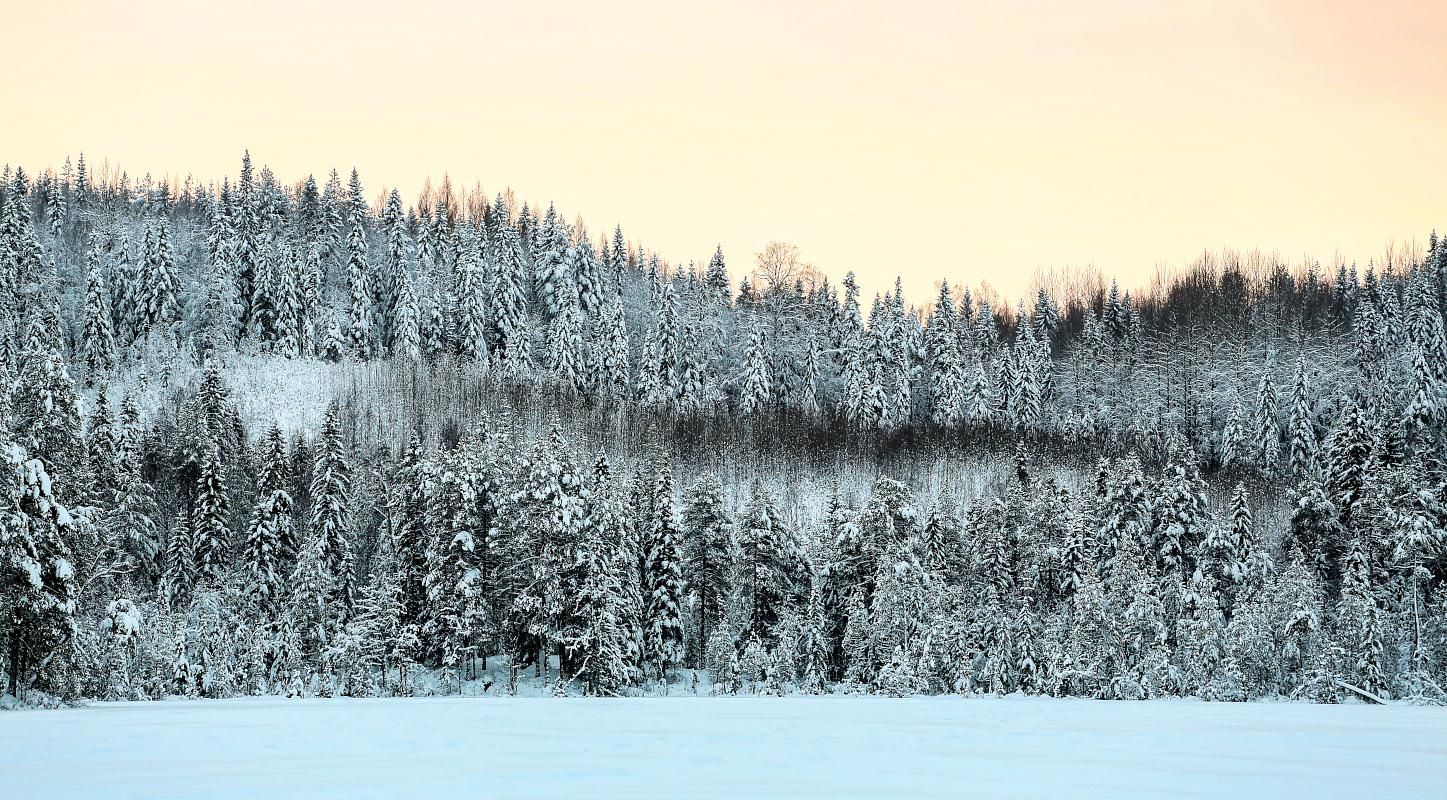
[1,152,1445,703]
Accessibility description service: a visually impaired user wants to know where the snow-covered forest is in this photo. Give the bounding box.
[3,151,1446,706]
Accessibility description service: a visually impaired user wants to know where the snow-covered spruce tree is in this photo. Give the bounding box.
[107,398,162,586]
[534,208,572,323]
[1403,269,1447,436]
[675,321,708,419]
[546,283,587,395]
[107,235,143,347]
[739,322,772,416]
[422,456,486,690]
[378,188,408,350]
[682,476,732,662]
[342,214,373,360]
[639,284,679,410]
[141,216,180,335]
[1287,356,1319,477]
[1152,435,1209,576]
[392,268,422,362]
[452,236,488,363]
[242,425,295,617]
[928,280,965,427]
[917,493,962,579]
[1336,528,1388,698]
[563,529,634,695]
[9,325,85,502]
[1254,367,1282,475]
[508,426,587,679]
[2,442,79,697]
[1325,399,1375,528]
[574,238,604,318]
[736,481,801,643]
[191,440,230,588]
[593,297,631,405]
[490,207,531,374]
[307,405,354,611]
[642,463,686,676]
[81,242,115,381]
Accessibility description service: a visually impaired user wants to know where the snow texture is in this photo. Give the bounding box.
[2,696,1444,799]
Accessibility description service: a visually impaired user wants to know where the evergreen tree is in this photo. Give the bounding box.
[453,242,488,363]
[1,443,79,697]
[737,481,799,642]
[643,464,686,673]
[81,243,116,380]
[1288,357,1319,477]
[682,476,732,659]
[308,406,353,611]
[141,216,180,333]
[9,329,84,498]
[345,211,373,358]
[392,269,421,361]
[739,323,772,415]
[192,441,230,587]
[1255,368,1281,473]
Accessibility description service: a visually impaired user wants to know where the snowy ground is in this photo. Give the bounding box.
[2,696,1445,799]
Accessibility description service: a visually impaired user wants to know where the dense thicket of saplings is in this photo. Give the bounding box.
[1,153,1444,703]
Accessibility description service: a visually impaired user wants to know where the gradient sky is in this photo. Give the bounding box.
[5,0,1445,301]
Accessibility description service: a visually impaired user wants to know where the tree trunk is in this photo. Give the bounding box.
[7,627,19,697]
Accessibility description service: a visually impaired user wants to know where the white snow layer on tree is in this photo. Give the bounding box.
[2,695,1444,799]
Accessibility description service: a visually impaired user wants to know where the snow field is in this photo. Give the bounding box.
[2,695,1444,799]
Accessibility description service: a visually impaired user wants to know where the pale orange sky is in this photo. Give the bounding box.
[4,0,1445,301]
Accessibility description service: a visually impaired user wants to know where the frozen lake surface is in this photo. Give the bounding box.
[2,695,1444,799]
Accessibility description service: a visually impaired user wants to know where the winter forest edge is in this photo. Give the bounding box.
[3,151,1446,708]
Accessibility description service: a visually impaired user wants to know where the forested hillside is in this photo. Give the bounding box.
[3,152,1445,705]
